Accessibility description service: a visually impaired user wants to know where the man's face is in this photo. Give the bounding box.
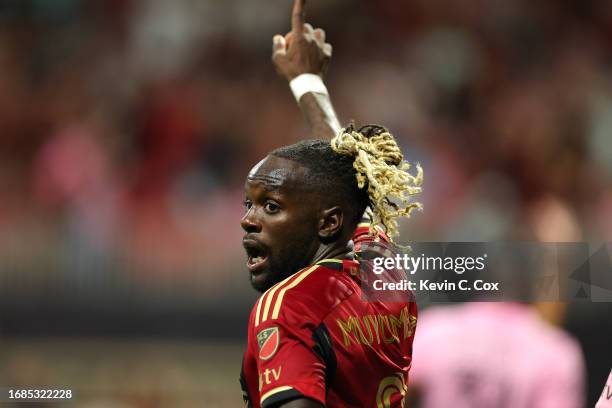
[241,155,321,292]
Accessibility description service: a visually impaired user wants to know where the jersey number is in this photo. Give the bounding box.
[376,372,407,408]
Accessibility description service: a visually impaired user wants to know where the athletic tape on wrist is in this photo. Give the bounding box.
[289,73,328,102]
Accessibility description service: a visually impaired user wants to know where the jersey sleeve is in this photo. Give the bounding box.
[249,311,327,408]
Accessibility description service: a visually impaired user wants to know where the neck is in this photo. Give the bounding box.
[310,241,354,264]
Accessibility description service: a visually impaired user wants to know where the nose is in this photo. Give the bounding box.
[241,207,261,233]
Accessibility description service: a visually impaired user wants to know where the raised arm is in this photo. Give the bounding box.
[272,0,341,140]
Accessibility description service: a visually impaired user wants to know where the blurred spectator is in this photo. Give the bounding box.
[407,197,587,408]
[408,302,585,408]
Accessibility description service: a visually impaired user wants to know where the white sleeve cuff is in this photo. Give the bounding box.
[289,73,328,102]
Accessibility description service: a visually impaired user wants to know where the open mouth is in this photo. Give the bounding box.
[243,239,269,275]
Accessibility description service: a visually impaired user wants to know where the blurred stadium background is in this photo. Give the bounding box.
[0,0,611,406]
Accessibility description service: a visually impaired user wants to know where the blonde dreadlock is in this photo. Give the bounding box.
[331,124,423,240]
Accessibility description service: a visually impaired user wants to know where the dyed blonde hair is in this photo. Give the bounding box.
[331,124,423,240]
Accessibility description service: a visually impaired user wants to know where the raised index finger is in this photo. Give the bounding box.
[291,0,306,34]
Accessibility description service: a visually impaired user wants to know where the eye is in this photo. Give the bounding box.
[264,201,280,214]
[243,199,253,210]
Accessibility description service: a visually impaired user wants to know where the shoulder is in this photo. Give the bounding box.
[352,222,397,262]
[352,222,390,246]
[411,304,463,347]
[534,318,584,367]
[250,262,356,330]
[521,318,585,391]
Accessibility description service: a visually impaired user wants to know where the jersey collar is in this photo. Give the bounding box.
[315,258,360,277]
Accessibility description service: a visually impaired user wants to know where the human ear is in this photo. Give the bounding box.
[318,206,343,241]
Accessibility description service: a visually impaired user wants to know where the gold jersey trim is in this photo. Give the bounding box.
[271,265,319,320]
[316,258,343,264]
[255,293,264,327]
[260,385,294,404]
[255,264,319,327]
[261,280,284,325]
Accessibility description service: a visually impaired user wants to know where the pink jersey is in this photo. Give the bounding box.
[596,370,612,408]
[410,302,585,408]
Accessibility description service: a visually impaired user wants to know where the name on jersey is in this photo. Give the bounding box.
[336,305,416,347]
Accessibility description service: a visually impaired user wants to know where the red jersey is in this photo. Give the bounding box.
[240,224,418,407]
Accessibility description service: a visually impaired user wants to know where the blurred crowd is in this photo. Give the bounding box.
[1,0,611,294]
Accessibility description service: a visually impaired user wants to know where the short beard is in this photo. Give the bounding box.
[250,274,273,293]
[250,252,309,293]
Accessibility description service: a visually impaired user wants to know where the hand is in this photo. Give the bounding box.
[272,0,332,81]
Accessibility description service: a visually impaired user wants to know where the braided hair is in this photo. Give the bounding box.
[271,123,423,241]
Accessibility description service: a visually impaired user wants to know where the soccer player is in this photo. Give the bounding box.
[407,302,585,408]
[239,1,422,407]
[406,200,586,408]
